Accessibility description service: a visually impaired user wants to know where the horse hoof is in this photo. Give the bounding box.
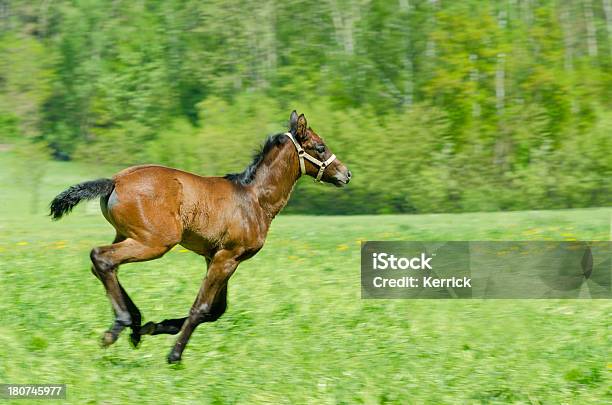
[167,351,182,364]
[101,331,117,347]
[129,332,141,348]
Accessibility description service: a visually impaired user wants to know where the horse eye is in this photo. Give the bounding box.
[315,145,326,154]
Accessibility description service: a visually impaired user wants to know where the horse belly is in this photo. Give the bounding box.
[179,232,216,257]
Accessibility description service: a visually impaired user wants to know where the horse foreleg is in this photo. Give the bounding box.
[140,317,187,336]
[142,283,228,337]
[167,250,237,363]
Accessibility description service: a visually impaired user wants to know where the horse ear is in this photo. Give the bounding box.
[289,110,298,133]
[296,114,308,141]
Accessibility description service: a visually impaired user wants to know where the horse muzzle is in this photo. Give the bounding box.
[332,169,352,187]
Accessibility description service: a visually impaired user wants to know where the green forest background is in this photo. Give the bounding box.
[1,0,611,214]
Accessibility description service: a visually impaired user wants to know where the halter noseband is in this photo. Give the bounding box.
[285,132,336,182]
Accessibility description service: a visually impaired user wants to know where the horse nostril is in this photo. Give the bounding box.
[347,170,352,179]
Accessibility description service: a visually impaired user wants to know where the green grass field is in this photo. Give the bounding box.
[0,152,610,404]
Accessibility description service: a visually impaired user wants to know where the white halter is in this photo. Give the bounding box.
[285,132,337,182]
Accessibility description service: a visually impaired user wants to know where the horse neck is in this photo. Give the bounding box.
[250,140,301,220]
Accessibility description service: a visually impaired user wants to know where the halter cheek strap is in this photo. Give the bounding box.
[285,132,336,182]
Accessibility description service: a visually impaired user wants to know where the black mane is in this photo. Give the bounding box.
[224,133,289,185]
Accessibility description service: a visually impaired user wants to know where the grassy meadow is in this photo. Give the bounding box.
[0,152,610,404]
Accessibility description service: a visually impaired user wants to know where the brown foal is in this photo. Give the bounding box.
[50,111,351,363]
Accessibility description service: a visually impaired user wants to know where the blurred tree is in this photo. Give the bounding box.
[0,0,610,213]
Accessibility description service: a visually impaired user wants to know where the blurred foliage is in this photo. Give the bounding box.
[0,0,611,213]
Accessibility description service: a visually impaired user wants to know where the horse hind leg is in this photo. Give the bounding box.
[90,237,172,347]
[91,235,143,347]
[119,283,142,347]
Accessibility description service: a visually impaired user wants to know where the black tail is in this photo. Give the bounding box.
[49,178,114,220]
